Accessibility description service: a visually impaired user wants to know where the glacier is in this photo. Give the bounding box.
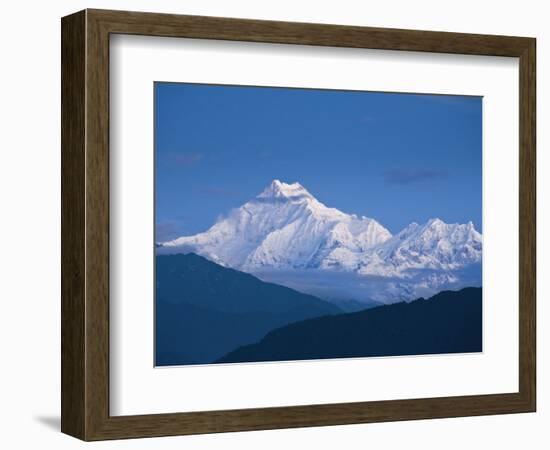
[158,180,482,304]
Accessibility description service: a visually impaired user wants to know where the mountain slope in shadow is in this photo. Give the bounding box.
[217,287,482,364]
[155,253,340,366]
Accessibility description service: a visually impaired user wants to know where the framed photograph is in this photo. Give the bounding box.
[61,9,536,440]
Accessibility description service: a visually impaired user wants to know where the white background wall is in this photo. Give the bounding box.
[0,1,546,448]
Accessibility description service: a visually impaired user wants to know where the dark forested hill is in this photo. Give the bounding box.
[217,287,482,364]
[155,253,340,366]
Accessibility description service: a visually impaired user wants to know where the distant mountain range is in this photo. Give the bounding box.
[155,253,339,366]
[158,180,482,304]
[217,287,482,364]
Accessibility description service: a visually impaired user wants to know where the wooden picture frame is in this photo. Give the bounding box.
[61,9,536,441]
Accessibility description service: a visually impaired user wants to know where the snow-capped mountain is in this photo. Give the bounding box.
[158,180,482,303]
[356,218,482,277]
[161,180,392,270]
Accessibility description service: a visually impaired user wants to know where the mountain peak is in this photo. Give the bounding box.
[257,179,313,200]
[426,217,445,227]
[423,218,479,235]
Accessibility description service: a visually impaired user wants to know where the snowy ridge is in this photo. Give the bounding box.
[159,180,482,302]
[357,218,482,277]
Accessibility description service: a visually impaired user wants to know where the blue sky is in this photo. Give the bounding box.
[155,82,482,240]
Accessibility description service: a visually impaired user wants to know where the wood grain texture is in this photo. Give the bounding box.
[61,10,86,439]
[89,8,532,56]
[61,9,537,441]
[518,39,536,410]
[85,10,111,440]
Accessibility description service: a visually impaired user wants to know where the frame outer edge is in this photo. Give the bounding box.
[61,10,87,440]
[518,38,536,411]
[84,8,532,57]
[60,8,537,440]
